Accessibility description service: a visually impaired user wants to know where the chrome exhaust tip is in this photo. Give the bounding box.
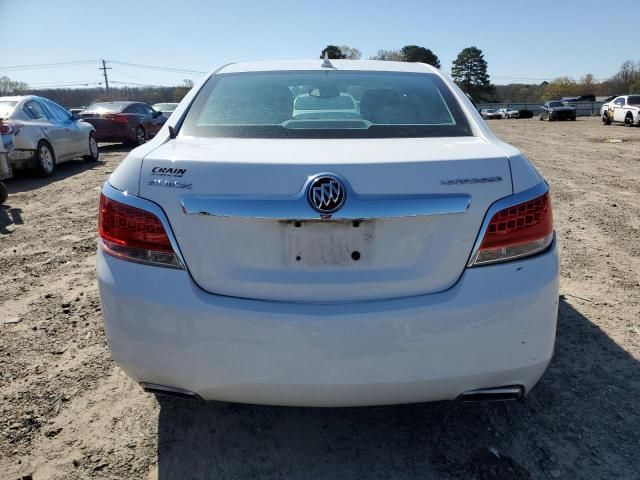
[140,382,203,401]
[459,385,524,402]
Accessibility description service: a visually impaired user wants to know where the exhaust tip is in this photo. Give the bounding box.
[459,385,524,402]
[140,382,203,401]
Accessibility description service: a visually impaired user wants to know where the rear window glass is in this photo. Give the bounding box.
[0,101,17,118]
[85,102,128,113]
[628,96,640,105]
[180,71,473,139]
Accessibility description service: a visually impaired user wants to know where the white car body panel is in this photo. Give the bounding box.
[97,239,558,406]
[98,60,559,406]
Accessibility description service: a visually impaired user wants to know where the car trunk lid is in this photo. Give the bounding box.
[138,136,512,302]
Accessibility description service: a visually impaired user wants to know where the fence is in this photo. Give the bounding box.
[476,102,605,117]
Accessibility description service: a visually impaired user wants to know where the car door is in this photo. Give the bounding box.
[23,100,69,158]
[44,100,86,157]
[141,103,163,136]
[612,98,626,122]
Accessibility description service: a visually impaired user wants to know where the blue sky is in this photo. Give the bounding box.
[0,0,634,87]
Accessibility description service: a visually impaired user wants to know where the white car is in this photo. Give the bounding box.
[497,108,520,119]
[0,95,99,177]
[97,60,558,406]
[602,95,640,126]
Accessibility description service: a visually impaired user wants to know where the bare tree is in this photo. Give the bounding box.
[0,76,29,96]
[338,46,362,60]
[370,49,403,61]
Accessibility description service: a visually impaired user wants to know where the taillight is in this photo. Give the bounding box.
[469,191,553,266]
[0,120,23,135]
[107,114,129,124]
[98,194,182,268]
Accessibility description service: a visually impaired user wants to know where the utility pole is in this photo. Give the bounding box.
[100,59,112,99]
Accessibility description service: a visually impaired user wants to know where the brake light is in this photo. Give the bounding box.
[98,194,182,268]
[0,120,23,135]
[107,114,129,124]
[469,192,553,266]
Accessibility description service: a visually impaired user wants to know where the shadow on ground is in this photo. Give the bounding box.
[154,299,639,479]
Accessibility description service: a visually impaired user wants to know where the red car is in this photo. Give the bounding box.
[80,101,166,145]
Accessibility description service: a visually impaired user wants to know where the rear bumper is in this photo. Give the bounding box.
[85,122,136,142]
[97,240,559,406]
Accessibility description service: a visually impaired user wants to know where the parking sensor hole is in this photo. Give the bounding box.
[351,251,361,261]
[352,221,360,228]
[296,256,301,262]
[294,221,302,228]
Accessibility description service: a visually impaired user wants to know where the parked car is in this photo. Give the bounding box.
[0,95,99,177]
[602,95,640,126]
[518,109,534,119]
[539,101,576,121]
[497,107,520,119]
[561,95,595,103]
[152,102,179,118]
[0,121,16,204]
[479,108,502,119]
[97,60,558,406]
[81,101,166,146]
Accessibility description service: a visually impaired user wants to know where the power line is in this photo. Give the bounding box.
[0,60,98,71]
[107,60,206,75]
[110,79,171,88]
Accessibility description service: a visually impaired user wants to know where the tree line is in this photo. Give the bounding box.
[3,53,640,109]
[321,44,494,100]
[0,77,193,109]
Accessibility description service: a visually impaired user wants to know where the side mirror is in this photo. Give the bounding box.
[153,110,161,118]
[71,112,81,121]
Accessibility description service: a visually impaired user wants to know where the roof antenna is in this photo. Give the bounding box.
[321,52,335,69]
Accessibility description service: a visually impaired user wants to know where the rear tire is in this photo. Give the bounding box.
[625,113,635,127]
[602,113,612,125]
[36,141,55,177]
[539,114,544,121]
[134,126,146,146]
[84,133,100,161]
[0,182,8,205]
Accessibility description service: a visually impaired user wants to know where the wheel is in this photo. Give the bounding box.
[0,182,8,205]
[83,133,100,161]
[36,141,55,177]
[602,113,612,125]
[539,114,544,121]
[625,113,635,127]
[134,126,146,146]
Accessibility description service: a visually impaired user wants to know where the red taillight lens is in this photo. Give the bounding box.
[107,114,129,124]
[0,120,23,135]
[98,194,181,268]
[470,192,553,266]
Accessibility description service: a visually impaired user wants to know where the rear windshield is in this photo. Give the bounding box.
[154,103,177,111]
[0,101,17,118]
[628,96,640,106]
[180,71,473,139]
[85,102,128,113]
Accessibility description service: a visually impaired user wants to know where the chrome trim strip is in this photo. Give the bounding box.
[101,182,187,269]
[466,180,550,267]
[180,173,471,220]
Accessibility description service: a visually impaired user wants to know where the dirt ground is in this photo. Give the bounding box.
[1,118,639,480]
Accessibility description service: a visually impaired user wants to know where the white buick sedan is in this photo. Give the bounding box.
[97,60,558,406]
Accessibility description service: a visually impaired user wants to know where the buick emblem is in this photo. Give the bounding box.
[307,175,346,214]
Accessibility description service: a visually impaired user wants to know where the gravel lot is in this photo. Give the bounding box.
[1,117,639,480]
